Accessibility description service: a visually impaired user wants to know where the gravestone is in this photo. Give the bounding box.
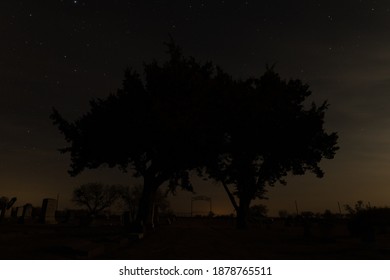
[3,208,12,218]
[21,204,33,223]
[23,204,33,217]
[41,198,57,224]
[16,207,23,218]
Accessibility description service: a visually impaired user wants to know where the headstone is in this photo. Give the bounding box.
[10,207,17,218]
[3,208,12,218]
[16,207,23,218]
[41,198,57,224]
[32,207,42,219]
[21,204,33,223]
[23,204,33,217]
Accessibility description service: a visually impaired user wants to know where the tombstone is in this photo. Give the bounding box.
[2,208,12,218]
[10,207,17,218]
[23,204,33,216]
[41,198,57,224]
[21,204,33,224]
[32,207,42,219]
[16,207,24,218]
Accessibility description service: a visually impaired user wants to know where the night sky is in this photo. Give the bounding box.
[2,0,390,216]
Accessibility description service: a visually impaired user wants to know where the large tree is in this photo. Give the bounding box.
[206,68,339,229]
[51,40,338,231]
[51,40,226,231]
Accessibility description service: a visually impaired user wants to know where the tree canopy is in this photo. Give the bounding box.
[204,68,338,228]
[51,39,228,229]
[51,40,338,230]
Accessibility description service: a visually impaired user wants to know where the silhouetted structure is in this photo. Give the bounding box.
[0,197,16,222]
[41,198,57,224]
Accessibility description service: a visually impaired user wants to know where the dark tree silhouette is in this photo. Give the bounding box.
[51,39,338,231]
[51,39,227,231]
[206,68,339,229]
[72,183,122,217]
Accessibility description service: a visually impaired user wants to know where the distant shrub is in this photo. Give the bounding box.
[207,211,215,218]
[248,204,268,223]
[344,201,390,242]
[278,210,288,219]
[344,200,369,215]
[300,211,314,219]
[249,204,268,217]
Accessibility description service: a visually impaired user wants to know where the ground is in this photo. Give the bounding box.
[1,218,390,259]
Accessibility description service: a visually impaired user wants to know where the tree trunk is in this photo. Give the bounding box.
[222,181,239,213]
[135,174,158,232]
[236,194,251,229]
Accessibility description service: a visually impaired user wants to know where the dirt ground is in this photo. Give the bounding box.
[1,218,390,260]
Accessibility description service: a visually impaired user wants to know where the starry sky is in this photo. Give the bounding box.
[1,0,390,216]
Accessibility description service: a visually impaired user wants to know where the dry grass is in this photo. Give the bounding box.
[1,218,390,259]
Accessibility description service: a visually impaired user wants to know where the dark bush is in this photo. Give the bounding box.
[345,201,390,242]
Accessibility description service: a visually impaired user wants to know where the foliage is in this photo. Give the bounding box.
[300,211,315,219]
[207,211,215,218]
[344,200,369,215]
[51,38,228,229]
[278,210,289,219]
[249,204,268,218]
[52,39,338,230]
[344,201,390,242]
[205,68,339,228]
[72,183,123,216]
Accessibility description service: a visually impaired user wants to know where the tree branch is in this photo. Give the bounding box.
[222,181,239,212]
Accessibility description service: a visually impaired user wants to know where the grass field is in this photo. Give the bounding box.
[1,217,390,259]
